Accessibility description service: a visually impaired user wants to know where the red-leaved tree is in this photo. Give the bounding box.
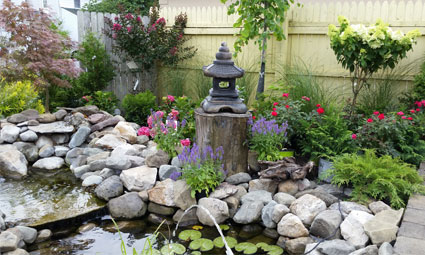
[0,0,82,112]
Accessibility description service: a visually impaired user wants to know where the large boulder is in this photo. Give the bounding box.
[364,208,403,245]
[368,201,391,215]
[106,155,131,170]
[1,125,20,143]
[233,200,264,224]
[310,210,342,239]
[147,179,196,210]
[196,198,229,226]
[108,192,147,219]
[32,157,65,170]
[94,134,127,150]
[317,239,356,255]
[341,210,374,249]
[0,231,20,252]
[261,201,278,228]
[248,179,278,193]
[272,204,290,224]
[0,150,28,179]
[15,226,37,244]
[146,150,170,168]
[290,194,326,226]
[285,237,314,255]
[240,190,273,205]
[278,180,298,195]
[158,165,180,181]
[91,116,121,132]
[277,213,309,238]
[113,121,137,138]
[209,182,238,200]
[7,113,28,124]
[37,113,56,123]
[295,187,339,207]
[273,192,296,207]
[120,166,157,192]
[69,126,91,148]
[13,142,38,162]
[19,130,38,142]
[53,109,67,120]
[225,172,251,185]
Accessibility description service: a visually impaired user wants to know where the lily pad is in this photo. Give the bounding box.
[256,242,269,249]
[178,230,202,241]
[265,245,284,255]
[213,236,237,249]
[160,243,186,255]
[219,224,230,231]
[190,252,201,255]
[235,242,258,255]
[140,249,161,255]
[189,238,214,252]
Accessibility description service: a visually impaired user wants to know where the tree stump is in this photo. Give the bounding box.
[195,108,251,176]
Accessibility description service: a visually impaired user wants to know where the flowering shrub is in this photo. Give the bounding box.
[328,16,419,113]
[178,144,225,198]
[248,118,288,161]
[104,7,196,70]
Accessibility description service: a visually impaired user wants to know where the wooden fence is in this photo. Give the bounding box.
[77,0,425,101]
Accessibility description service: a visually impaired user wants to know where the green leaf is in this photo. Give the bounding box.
[178,230,202,241]
[219,224,230,231]
[189,238,214,252]
[160,243,186,255]
[235,242,258,255]
[140,249,161,255]
[213,236,237,249]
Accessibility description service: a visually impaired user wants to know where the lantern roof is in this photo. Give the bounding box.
[202,42,244,79]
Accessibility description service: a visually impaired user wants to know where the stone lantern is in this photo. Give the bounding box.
[201,42,248,114]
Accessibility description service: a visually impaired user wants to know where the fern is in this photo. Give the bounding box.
[327,149,425,209]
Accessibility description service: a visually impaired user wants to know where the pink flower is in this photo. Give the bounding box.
[271,111,277,117]
[147,116,153,128]
[273,107,277,111]
[114,17,119,21]
[136,16,142,22]
[351,134,357,139]
[156,111,165,118]
[367,118,373,123]
[125,13,134,20]
[169,46,177,56]
[177,33,183,40]
[422,100,425,104]
[402,116,407,119]
[273,102,278,106]
[417,108,421,112]
[373,111,380,115]
[167,95,175,103]
[378,113,385,120]
[113,23,122,31]
[317,107,325,114]
[137,126,150,136]
[169,109,179,120]
[408,117,413,120]
[112,33,117,39]
[282,93,289,98]
[126,26,132,33]
[285,105,290,109]
[180,138,191,147]
[316,104,321,108]
[82,95,90,102]
[301,96,310,101]
[397,111,404,116]
[155,17,166,25]
[410,109,416,113]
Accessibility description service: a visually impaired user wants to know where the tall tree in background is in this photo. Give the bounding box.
[82,0,155,15]
[220,0,295,97]
[0,0,81,112]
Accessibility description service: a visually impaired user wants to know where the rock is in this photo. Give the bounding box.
[120,166,157,192]
[82,175,103,186]
[111,144,142,157]
[317,240,356,255]
[278,180,299,195]
[148,202,175,216]
[88,159,107,171]
[263,228,279,239]
[94,176,123,201]
[349,245,379,255]
[329,201,372,217]
[108,192,147,219]
[136,135,149,145]
[69,126,91,148]
[225,172,252,185]
[83,147,106,157]
[304,243,322,255]
[0,231,20,252]
[341,211,374,248]
[272,204,290,224]
[296,188,339,207]
[39,144,54,158]
[290,194,327,226]
[3,248,30,255]
[94,134,127,150]
[286,237,314,255]
[15,226,37,244]
[273,192,296,207]
[310,210,342,240]
[53,109,67,120]
[65,112,89,127]
[86,151,110,164]
[37,113,56,123]
[277,213,309,238]
[29,121,74,133]
[128,156,145,168]
[1,125,20,143]
[77,223,96,233]
[73,105,99,116]
[173,209,199,227]
[158,165,180,181]
[35,229,52,243]
[106,155,132,170]
[19,130,38,142]
[20,109,39,120]
[7,113,28,124]
[32,157,65,170]
[363,209,404,245]
[317,184,344,197]
[368,201,391,215]
[99,168,115,179]
[209,182,238,200]
[233,200,264,224]
[240,190,272,205]
[72,165,91,178]
[249,179,278,193]
[51,133,69,144]
[147,213,173,225]
[224,196,239,218]
[91,116,121,132]
[147,179,177,207]
[171,156,182,168]
[35,135,53,149]
[81,171,99,180]
[146,150,170,168]
[19,126,28,133]
[196,198,229,226]
[104,220,146,233]
[88,113,108,124]
[0,150,28,179]
[297,178,311,191]
[113,121,137,138]
[142,146,158,158]
[0,217,5,230]
[54,146,69,157]
[138,190,149,202]
[261,201,277,228]
[27,119,39,126]
[378,242,393,255]
[233,185,248,201]
[248,150,260,172]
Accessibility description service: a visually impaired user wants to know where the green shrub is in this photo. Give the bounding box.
[122,90,157,125]
[0,79,45,117]
[82,0,154,15]
[328,149,425,209]
[84,91,119,114]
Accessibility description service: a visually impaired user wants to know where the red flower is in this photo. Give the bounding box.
[125,13,134,20]
[402,116,407,119]
[351,134,357,139]
[397,111,404,116]
[373,111,379,115]
[285,105,290,109]
[410,109,415,113]
[180,138,190,147]
[252,116,256,120]
[316,104,321,107]
[317,107,325,114]
[378,114,385,120]
[367,118,373,123]
[271,111,278,116]
[167,95,175,103]
[126,26,132,33]
[112,23,122,31]
[417,108,421,112]
[301,96,310,101]
[408,117,413,120]
[136,16,142,22]
[273,102,279,106]
[137,126,150,136]
[273,108,277,111]
[282,93,289,98]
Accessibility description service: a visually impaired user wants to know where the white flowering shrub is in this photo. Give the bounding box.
[328,16,420,112]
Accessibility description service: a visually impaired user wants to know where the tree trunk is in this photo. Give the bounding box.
[256,34,267,97]
[195,108,251,176]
